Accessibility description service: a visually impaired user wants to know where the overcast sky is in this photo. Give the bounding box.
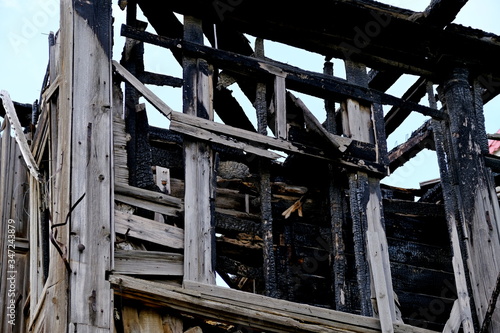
[1,0,499,189]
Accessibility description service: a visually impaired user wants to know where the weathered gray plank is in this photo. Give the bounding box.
[112,60,175,117]
[115,194,181,217]
[67,1,113,329]
[115,183,183,208]
[114,250,183,276]
[109,275,438,333]
[115,210,184,249]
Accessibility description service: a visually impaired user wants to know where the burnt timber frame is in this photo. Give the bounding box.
[2,0,500,332]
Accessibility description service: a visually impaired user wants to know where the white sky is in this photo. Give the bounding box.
[1,0,499,189]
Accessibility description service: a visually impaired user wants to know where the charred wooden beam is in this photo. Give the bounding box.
[388,120,434,173]
[323,60,350,312]
[138,0,500,81]
[215,212,261,236]
[487,134,500,141]
[368,0,469,93]
[120,20,158,193]
[383,199,445,218]
[134,103,157,190]
[479,272,500,333]
[136,71,183,87]
[472,79,490,155]
[0,99,32,128]
[434,68,494,331]
[114,250,183,276]
[216,255,263,280]
[121,24,445,121]
[384,77,428,137]
[253,45,280,298]
[413,0,469,27]
[484,154,500,173]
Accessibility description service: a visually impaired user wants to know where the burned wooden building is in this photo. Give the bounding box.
[2,0,500,332]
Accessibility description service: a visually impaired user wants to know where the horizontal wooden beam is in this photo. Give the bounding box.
[115,183,183,208]
[121,25,445,121]
[114,194,181,217]
[114,250,183,276]
[487,134,500,141]
[136,71,183,87]
[170,120,284,160]
[383,199,445,218]
[109,275,438,333]
[170,111,388,175]
[484,154,500,173]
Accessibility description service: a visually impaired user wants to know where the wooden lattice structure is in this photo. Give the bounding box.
[2,0,500,332]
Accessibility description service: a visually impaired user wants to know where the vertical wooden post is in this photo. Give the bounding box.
[183,16,216,285]
[428,81,475,332]
[436,68,500,332]
[254,38,279,298]
[324,59,349,311]
[58,0,114,331]
[343,61,396,332]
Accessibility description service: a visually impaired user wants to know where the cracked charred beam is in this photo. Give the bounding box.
[388,120,434,173]
[414,0,469,27]
[0,99,32,128]
[135,5,256,132]
[384,77,428,136]
[215,212,261,236]
[369,0,469,92]
[254,40,279,298]
[216,255,263,280]
[434,68,496,331]
[323,60,349,312]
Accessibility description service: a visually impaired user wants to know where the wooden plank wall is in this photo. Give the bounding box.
[29,1,114,332]
[0,123,30,333]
